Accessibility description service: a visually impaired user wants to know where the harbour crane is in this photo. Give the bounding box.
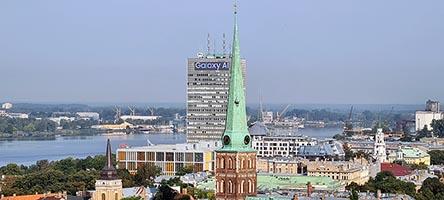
[114,107,122,122]
[344,106,353,131]
[276,104,291,122]
[128,106,135,116]
[148,107,155,116]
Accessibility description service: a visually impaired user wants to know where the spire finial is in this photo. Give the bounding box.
[234,2,237,14]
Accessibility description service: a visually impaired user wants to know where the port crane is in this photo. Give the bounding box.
[275,104,291,122]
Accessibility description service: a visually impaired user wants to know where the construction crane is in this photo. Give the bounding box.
[114,107,122,122]
[276,104,291,122]
[344,106,353,131]
[148,107,155,116]
[128,106,135,116]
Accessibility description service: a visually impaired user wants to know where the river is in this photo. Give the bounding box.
[0,127,343,167]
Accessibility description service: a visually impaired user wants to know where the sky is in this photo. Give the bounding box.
[1,1,444,105]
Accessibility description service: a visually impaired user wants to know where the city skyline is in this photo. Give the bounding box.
[1,1,444,104]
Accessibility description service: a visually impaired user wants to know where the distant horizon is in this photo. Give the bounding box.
[0,101,429,112]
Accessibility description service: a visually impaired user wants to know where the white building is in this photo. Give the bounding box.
[415,100,443,131]
[8,113,28,119]
[76,112,100,120]
[262,111,273,124]
[1,103,12,109]
[120,115,161,121]
[253,135,317,157]
[373,128,387,163]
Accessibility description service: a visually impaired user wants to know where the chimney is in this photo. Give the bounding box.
[307,181,312,197]
[402,196,408,200]
[12,194,15,197]
[376,189,381,200]
[292,194,298,200]
[63,191,67,198]
[1,194,4,199]
[182,187,188,195]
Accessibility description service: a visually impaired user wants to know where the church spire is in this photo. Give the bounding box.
[221,4,253,151]
[99,138,118,180]
[105,138,113,168]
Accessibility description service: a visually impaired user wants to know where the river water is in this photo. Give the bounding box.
[0,127,342,167]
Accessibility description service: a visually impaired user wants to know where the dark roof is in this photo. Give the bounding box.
[248,121,269,136]
[380,162,412,176]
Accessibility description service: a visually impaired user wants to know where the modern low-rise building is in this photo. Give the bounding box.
[116,141,220,176]
[251,132,317,158]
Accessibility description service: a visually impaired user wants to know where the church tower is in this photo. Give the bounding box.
[94,139,123,200]
[215,5,257,200]
[373,126,387,163]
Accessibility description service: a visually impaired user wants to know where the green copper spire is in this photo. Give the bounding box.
[220,5,254,152]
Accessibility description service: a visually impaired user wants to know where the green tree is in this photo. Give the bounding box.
[343,143,354,161]
[429,150,444,165]
[350,189,359,200]
[176,165,194,176]
[121,197,144,200]
[0,163,25,175]
[117,169,135,188]
[431,119,444,137]
[416,125,432,140]
[135,164,162,187]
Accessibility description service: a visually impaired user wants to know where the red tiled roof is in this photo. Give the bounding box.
[380,162,412,176]
[1,194,58,200]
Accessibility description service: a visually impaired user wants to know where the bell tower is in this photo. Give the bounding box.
[215,4,257,200]
[94,139,122,200]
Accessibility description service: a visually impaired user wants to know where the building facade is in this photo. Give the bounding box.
[94,139,122,200]
[116,142,219,176]
[252,135,317,158]
[306,158,371,185]
[373,128,387,163]
[388,146,431,165]
[186,55,246,143]
[215,8,257,200]
[416,100,443,131]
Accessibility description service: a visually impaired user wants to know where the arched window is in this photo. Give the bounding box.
[248,180,252,193]
[101,193,105,200]
[221,180,225,193]
[229,180,233,193]
[228,158,232,169]
[115,193,118,200]
[240,180,245,193]
[220,158,224,169]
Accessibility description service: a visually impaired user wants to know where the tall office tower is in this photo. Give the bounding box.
[215,6,257,200]
[186,50,246,143]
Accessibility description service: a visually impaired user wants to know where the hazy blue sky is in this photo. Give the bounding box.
[1,1,443,104]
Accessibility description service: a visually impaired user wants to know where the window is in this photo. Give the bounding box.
[101,194,105,200]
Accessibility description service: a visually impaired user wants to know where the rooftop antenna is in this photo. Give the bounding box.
[258,89,263,122]
[213,38,216,56]
[207,33,210,55]
[223,33,226,55]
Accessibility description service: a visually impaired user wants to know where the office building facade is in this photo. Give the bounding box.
[186,54,246,143]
